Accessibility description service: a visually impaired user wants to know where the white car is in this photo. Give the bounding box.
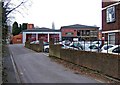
[101,44,115,52]
[83,44,101,52]
[44,44,49,52]
[61,44,81,50]
[101,45,120,55]
[30,40,39,44]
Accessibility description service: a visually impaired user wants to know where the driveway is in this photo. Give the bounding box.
[9,44,100,83]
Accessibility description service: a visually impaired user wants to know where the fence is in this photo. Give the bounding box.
[53,39,120,55]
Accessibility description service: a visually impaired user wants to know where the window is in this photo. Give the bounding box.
[77,31,80,36]
[112,47,120,53]
[89,45,98,49]
[86,30,90,36]
[104,46,113,50]
[65,32,73,35]
[106,6,115,23]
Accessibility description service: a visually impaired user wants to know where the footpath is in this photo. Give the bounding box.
[2,45,17,83]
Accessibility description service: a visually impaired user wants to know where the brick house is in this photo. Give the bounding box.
[102,0,120,45]
[60,24,99,41]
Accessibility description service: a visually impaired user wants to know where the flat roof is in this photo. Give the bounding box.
[61,24,99,29]
[22,27,61,32]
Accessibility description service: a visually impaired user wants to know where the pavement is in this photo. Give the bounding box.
[2,45,18,83]
[8,44,102,83]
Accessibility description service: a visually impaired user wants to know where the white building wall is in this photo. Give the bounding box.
[22,32,61,44]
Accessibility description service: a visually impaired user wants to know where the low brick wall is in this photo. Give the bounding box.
[25,41,43,52]
[49,44,120,80]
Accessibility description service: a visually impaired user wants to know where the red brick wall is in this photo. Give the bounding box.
[115,33,120,45]
[61,28,77,37]
[12,34,22,44]
[102,3,120,31]
[102,2,116,8]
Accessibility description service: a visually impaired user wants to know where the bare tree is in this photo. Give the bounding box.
[2,0,32,24]
[2,0,32,43]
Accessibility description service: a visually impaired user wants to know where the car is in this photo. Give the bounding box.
[69,41,83,50]
[30,40,39,44]
[83,44,101,52]
[62,40,71,46]
[44,44,49,52]
[101,45,120,55]
[101,44,115,52]
[61,44,81,50]
[30,40,48,44]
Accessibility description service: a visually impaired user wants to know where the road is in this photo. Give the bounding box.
[9,44,100,83]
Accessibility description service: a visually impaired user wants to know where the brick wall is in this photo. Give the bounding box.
[102,2,120,31]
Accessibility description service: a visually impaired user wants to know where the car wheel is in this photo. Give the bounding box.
[45,48,49,53]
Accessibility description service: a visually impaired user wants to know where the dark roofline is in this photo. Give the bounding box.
[60,24,99,29]
[22,28,60,32]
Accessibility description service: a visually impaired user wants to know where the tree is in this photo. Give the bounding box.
[12,21,21,36]
[2,0,32,43]
[2,0,32,24]
[21,23,28,30]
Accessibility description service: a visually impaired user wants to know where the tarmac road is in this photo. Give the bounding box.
[9,44,100,83]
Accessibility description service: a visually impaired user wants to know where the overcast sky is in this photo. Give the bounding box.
[13,0,102,29]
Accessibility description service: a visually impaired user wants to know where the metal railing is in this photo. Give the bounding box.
[53,39,120,55]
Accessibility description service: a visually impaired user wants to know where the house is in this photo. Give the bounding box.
[60,24,99,41]
[102,0,120,45]
[22,27,61,44]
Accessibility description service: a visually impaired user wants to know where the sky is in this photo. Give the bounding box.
[13,0,102,29]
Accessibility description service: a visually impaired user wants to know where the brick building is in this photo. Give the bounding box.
[22,27,61,43]
[60,24,99,41]
[102,0,120,45]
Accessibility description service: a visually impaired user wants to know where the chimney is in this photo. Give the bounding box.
[27,24,34,30]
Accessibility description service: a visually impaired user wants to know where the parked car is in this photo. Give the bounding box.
[61,44,81,50]
[69,41,83,50]
[101,44,115,52]
[101,45,120,55]
[44,44,49,52]
[30,40,48,44]
[30,40,39,44]
[62,40,71,46]
[83,44,101,52]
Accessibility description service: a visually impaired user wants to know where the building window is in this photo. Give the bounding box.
[65,32,73,36]
[86,30,90,36]
[106,6,115,23]
[77,31,80,36]
[108,33,115,45]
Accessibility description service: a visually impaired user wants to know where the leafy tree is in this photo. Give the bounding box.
[21,23,28,30]
[12,21,21,36]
